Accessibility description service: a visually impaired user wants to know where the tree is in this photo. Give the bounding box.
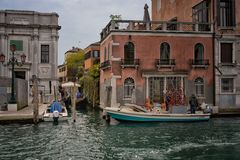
[65,50,85,81]
[79,64,100,107]
[110,14,122,20]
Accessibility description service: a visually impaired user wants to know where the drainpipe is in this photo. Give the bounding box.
[212,0,216,106]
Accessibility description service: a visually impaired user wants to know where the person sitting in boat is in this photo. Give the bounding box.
[144,98,152,111]
[160,102,166,111]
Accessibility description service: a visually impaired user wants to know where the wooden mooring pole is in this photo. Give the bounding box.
[32,75,39,124]
[72,82,77,122]
[70,81,77,123]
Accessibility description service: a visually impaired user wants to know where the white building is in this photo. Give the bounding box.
[0,10,61,103]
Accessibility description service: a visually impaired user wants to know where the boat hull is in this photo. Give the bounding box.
[105,108,210,122]
[43,116,68,122]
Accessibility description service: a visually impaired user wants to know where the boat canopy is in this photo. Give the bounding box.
[50,101,62,113]
[61,82,80,88]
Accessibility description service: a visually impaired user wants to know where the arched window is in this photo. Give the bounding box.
[160,42,170,64]
[195,77,204,97]
[104,47,107,61]
[124,77,135,98]
[194,43,204,64]
[124,42,134,64]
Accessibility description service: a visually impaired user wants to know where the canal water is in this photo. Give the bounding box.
[1,105,240,160]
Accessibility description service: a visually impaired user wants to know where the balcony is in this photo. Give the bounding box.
[100,20,213,40]
[218,61,237,67]
[100,60,111,70]
[121,59,139,69]
[190,59,209,68]
[156,59,175,69]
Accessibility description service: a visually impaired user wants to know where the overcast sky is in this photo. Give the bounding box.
[0,0,151,64]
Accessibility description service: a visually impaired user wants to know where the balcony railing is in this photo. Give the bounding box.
[219,61,237,66]
[190,59,209,68]
[121,59,140,68]
[156,59,175,69]
[100,20,213,40]
[100,60,111,70]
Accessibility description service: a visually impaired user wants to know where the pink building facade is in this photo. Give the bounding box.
[99,1,219,108]
[100,25,213,108]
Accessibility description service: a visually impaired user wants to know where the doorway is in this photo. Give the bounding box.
[15,71,26,80]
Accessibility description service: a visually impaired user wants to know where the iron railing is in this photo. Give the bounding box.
[155,59,175,66]
[101,20,213,40]
[100,60,110,69]
[121,59,140,68]
[190,59,209,66]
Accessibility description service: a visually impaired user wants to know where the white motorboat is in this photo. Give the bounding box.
[104,104,211,122]
[43,101,68,122]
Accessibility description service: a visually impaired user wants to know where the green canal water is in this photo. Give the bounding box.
[1,106,240,160]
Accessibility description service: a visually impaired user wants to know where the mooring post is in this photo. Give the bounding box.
[72,82,77,122]
[32,75,39,124]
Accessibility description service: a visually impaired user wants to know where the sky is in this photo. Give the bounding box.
[0,0,151,64]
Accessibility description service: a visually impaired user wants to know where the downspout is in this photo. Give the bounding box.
[212,0,216,106]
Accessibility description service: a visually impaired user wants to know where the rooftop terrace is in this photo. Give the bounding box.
[101,20,213,41]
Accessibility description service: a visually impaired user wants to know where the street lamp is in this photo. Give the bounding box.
[0,44,26,104]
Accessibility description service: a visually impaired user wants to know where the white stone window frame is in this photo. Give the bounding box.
[195,77,205,98]
[218,41,236,64]
[40,43,51,64]
[123,77,135,100]
[220,76,235,94]
[144,75,186,104]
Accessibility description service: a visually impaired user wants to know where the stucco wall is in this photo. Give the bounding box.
[108,33,213,84]
[0,10,60,97]
[0,77,28,110]
[152,0,205,22]
[16,78,28,109]
[100,32,214,107]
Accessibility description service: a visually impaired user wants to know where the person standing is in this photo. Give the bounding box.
[189,94,198,114]
[165,95,171,111]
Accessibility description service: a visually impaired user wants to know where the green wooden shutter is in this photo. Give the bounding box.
[10,40,23,51]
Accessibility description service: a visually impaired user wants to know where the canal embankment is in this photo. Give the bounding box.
[1,104,240,124]
[212,107,240,117]
[0,104,48,123]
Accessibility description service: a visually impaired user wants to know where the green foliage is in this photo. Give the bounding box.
[110,14,122,20]
[65,50,85,80]
[79,64,100,107]
[89,64,100,79]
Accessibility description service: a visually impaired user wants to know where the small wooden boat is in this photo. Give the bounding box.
[43,102,68,122]
[104,104,210,122]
